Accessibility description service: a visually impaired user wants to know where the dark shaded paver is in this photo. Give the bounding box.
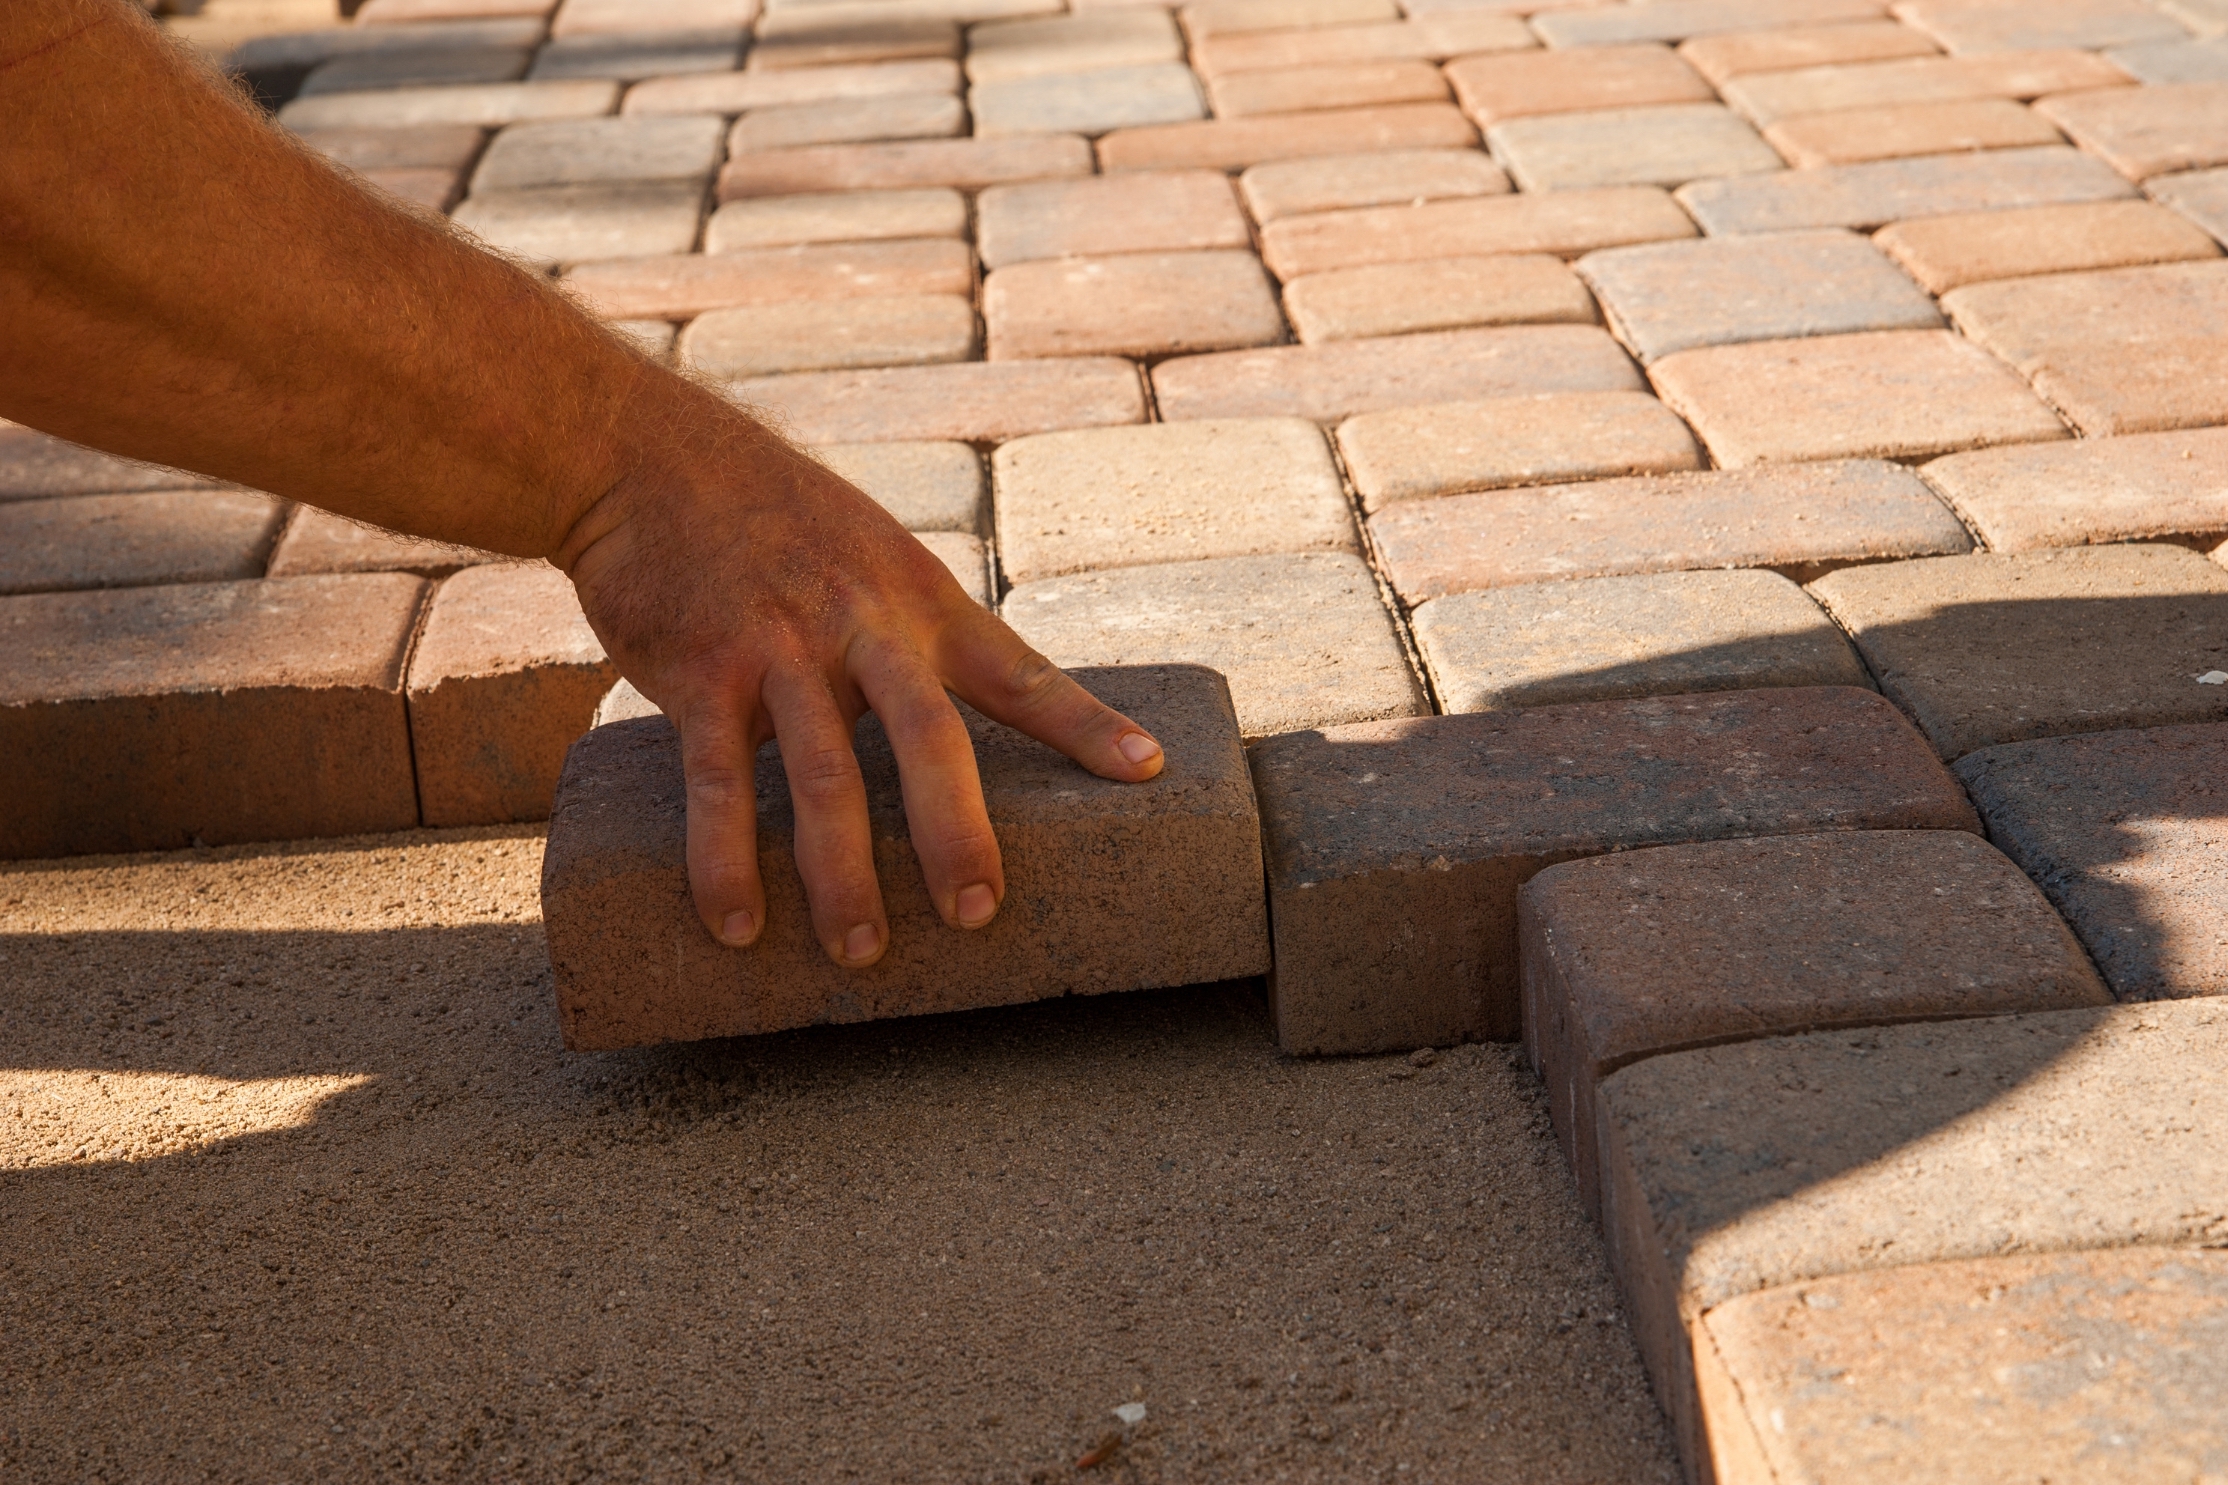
[0,491,287,595]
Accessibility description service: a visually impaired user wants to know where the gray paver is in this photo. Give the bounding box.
[974,170,1250,269]
[0,426,221,499]
[969,62,1205,136]
[2036,81,2228,181]
[2107,35,2228,80]
[451,181,705,265]
[726,93,968,152]
[963,8,1183,83]
[298,46,530,96]
[2148,164,2228,244]
[1678,144,2136,234]
[469,114,725,190]
[983,250,1285,360]
[527,27,745,81]
[1487,104,1782,193]
[0,492,289,596]
[818,440,986,533]
[1897,0,2188,54]
[277,80,619,130]
[677,295,978,377]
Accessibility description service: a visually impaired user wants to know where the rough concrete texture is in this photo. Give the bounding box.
[678,294,978,377]
[0,576,427,859]
[1956,720,2228,1001]
[1445,44,1716,127]
[816,439,984,533]
[1193,12,1533,75]
[703,187,967,252]
[1873,198,2220,293]
[1259,185,1698,280]
[717,134,1092,197]
[1369,459,1973,604]
[406,565,616,829]
[1676,20,1939,84]
[993,418,1355,584]
[1236,148,1509,223]
[975,170,1249,269]
[725,92,968,153]
[1530,0,1888,48]
[1152,324,1643,425]
[1810,543,2228,759]
[264,507,497,579]
[1413,568,1868,714]
[1283,254,1596,345]
[1920,425,2228,551]
[1900,0,2187,54]
[0,491,288,596]
[1486,104,1785,194]
[0,424,221,499]
[1579,228,1941,363]
[469,114,726,192]
[1696,1249,2228,1485]
[1337,391,1702,510]
[1765,96,2062,168]
[964,7,1182,83]
[1720,51,2132,126]
[1094,102,1475,173]
[1205,59,1449,117]
[1250,687,1977,1054]
[277,79,620,131]
[542,665,1268,1048]
[984,250,1285,361]
[1595,1000,2228,1476]
[1520,830,2108,1220]
[970,63,1207,137]
[1677,144,2135,234]
[623,58,962,113]
[1649,329,2068,467]
[450,181,706,267]
[564,239,974,319]
[735,356,1143,444]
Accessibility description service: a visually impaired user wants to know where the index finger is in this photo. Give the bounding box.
[935,607,1165,783]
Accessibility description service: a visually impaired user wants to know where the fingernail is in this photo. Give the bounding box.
[1116,731,1162,765]
[719,909,757,945]
[841,922,881,963]
[955,882,997,928]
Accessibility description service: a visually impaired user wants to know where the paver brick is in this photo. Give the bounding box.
[527,27,747,81]
[1192,11,1533,74]
[970,62,1207,135]
[1259,185,1696,280]
[238,16,547,62]
[1580,228,1940,364]
[406,563,615,826]
[717,133,1091,195]
[277,79,619,130]
[264,507,497,578]
[0,425,221,500]
[1489,103,1784,192]
[703,186,967,251]
[298,45,531,96]
[1236,148,1508,223]
[1650,329,2067,467]
[1416,568,1867,715]
[1444,44,1715,127]
[364,166,466,212]
[1874,198,2219,292]
[623,58,962,113]
[1956,720,2228,1000]
[550,0,754,36]
[678,294,978,376]
[353,0,551,19]
[1522,829,2105,1218]
[1676,19,1938,83]
[1337,391,1700,509]
[1811,543,2228,758]
[963,8,1182,83]
[295,123,488,173]
[1283,253,1595,343]
[1152,323,1643,423]
[451,181,705,265]
[733,357,1146,443]
[542,663,1269,1048]
[1532,0,1889,48]
[2147,164,2228,245]
[916,531,993,605]
[745,12,959,69]
[1697,1250,2228,1485]
[1096,102,1475,172]
[0,492,287,596]
[985,250,1285,360]
[1206,59,1448,115]
[726,91,967,151]
[818,439,986,532]
[2107,34,2228,80]
[611,318,677,362]
[1896,0,2188,54]
[992,417,1355,584]
[1001,552,1424,737]
[1678,144,2137,233]
[1721,49,2131,125]
[1251,685,1976,1053]
[469,114,725,190]
[1368,459,1973,603]
[1921,426,2228,550]
[1765,96,2061,166]
[1178,0,1399,42]
[2165,0,2228,34]
[562,238,973,317]
[975,171,1249,269]
[2037,80,2228,180]
[0,575,427,858]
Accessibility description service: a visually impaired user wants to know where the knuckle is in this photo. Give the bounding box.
[783,743,864,801]
[1002,647,1062,706]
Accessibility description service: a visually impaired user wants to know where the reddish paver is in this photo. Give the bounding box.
[1259,186,1696,279]
[0,424,222,499]
[984,250,1285,360]
[1765,96,2061,166]
[450,181,705,266]
[1284,253,1595,343]
[2037,80,2228,180]
[1897,0,2187,54]
[1337,391,1700,509]
[623,59,962,113]
[1956,720,2228,1000]
[1368,459,1973,603]
[264,507,497,577]
[1676,20,1938,83]
[0,575,427,858]
[1178,0,1399,42]
[703,187,968,252]
[1579,228,1941,363]
[296,123,488,173]
[542,664,1269,1048]
[1236,148,1508,222]
[1650,329,2067,466]
[1811,544,2228,758]
[561,238,974,318]
[717,134,1090,197]
[1206,59,1448,116]
[1874,198,2220,292]
[969,63,1207,137]
[1152,323,1642,423]
[733,357,1146,443]
[1250,685,1976,1053]
[1531,0,1889,47]
[0,492,286,596]
[406,563,615,827]
[277,79,620,131]
[1444,44,1715,127]
[1487,103,1784,192]
[1921,426,2228,550]
[679,294,978,376]
[1721,49,2132,124]
[1677,144,2135,233]
[1521,829,2105,1218]
[746,13,959,71]
[963,8,1182,84]
[1096,102,1474,172]
[1192,11,1533,73]
[725,91,967,152]
[974,170,1249,269]
[817,440,984,533]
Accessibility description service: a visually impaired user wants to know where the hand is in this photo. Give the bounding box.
[555,387,1166,969]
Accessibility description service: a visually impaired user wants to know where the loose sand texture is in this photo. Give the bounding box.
[0,826,1675,1482]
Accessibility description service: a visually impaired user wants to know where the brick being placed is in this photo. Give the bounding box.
[1259,186,1696,281]
[733,357,1145,444]
[816,440,985,533]
[1519,829,2107,1220]
[0,423,222,500]
[1485,104,1785,193]
[1873,199,2220,294]
[1677,144,2134,234]
[1336,391,1702,509]
[725,93,968,152]
[0,575,426,858]
[1282,254,1596,345]
[1919,426,2228,551]
[1235,149,1509,224]
[264,506,499,577]
[561,239,975,319]
[1250,685,1977,1054]
[1444,44,1715,127]
[0,492,287,595]
[1095,103,1474,173]
[974,170,1250,269]
[678,295,978,377]
[540,664,1270,1049]
[984,250,1285,360]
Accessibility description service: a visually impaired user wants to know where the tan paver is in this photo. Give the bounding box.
[1874,198,2220,292]
[354,0,551,18]
[562,238,973,318]
[1192,11,1533,74]
[2031,332,2228,437]
[1260,185,1696,279]
[2146,163,2228,244]
[528,28,748,83]
[623,58,962,113]
[1178,0,1399,42]
[1921,425,2228,550]
[717,133,1091,196]
[992,418,1356,583]
[1676,19,1938,83]
[1765,96,2061,166]
[1236,148,1508,222]
[1896,0,2188,54]
[364,166,465,212]
[1678,143,2134,233]
[678,294,978,377]
[962,8,1182,84]
[2110,33,2228,81]
[1444,44,1715,126]
[817,439,985,532]
[1531,0,1888,48]
[1001,552,1424,738]
[974,170,1249,268]
[734,357,1146,443]
[984,250,1285,360]
[451,181,705,265]
[2036,80,2228,180]
[0,492,287,597]
[969,62,1207,136]
[1206,59,1448,116]
[703,187,968,251]
[296,123,490,173]
[1650,329,2068,466]
[1488,103,1783,192]
[915,530,992,605]
[1721,49,2132,125]
[1096,102,1474,171]
[612,317,677,361]
[277,79,619,130]
[1252,686,1975,1052]
[1369,459,1973,603]
[1284,253,1596,343]
[725,91,967,151]
[1152,323,1643,423]
[550,0,752,37]
[469,114,725,190]
[1337,391,1701,510]
[745,12,959,71]
[265,507,497,578]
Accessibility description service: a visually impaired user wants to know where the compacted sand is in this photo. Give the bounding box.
[1,826,1676,1482]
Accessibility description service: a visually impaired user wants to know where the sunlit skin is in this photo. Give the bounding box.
[0,0,1166,970]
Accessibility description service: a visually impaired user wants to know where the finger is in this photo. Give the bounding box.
[938,610,1165,784]
[674,693,767,949]
[764,665,889,969]
[853,637,1003,931]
